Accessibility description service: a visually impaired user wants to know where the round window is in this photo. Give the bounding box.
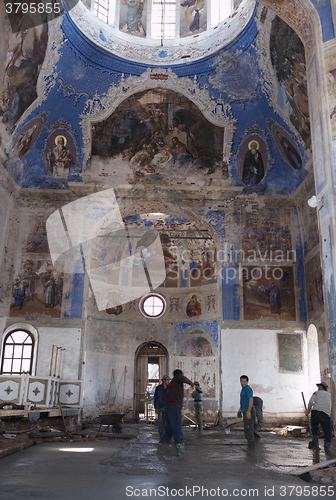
[139,293,166,318]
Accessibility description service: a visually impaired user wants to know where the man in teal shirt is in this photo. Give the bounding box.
[238,375,256,447]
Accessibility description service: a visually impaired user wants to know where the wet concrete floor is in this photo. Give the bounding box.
[0,424,335,500]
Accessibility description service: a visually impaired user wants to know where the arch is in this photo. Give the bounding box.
[79,70,236,165]
[134,340,169,419]
[0,323,39,376]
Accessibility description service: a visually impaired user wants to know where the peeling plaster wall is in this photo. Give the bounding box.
[0,0,335,423]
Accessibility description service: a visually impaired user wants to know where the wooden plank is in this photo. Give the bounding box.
[0,410,24,418]
[290,458,336,475]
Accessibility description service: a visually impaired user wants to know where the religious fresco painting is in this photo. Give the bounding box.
[237,132,267,186]
[0,25,48,132]
[305,253,324,319]
[180,0,207,37]
[241,206,292,257]
[297,200,319,257]
[104,290,125,316]
[45,128,76,179]
[26,217,49,253]
[182,292,205,317]
[243,266,296,321]
[272,124,302,171]
[180,336,212,356]
[13,115,44,158]
[270,16,310,149]
[90,89,224,182]
[119,0,146,37]
[10,259,63,318]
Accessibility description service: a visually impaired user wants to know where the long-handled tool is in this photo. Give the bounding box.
[301,392,315,449]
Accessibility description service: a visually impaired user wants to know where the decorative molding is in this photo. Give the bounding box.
[79,68,237,165]
[69,0,255,66]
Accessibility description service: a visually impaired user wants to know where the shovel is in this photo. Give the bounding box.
[301,392,315,449]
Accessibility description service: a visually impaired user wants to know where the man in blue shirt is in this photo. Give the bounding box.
[238,375,256,447]
[154,375,170,438]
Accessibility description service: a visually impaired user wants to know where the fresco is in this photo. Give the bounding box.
[119,0,146,37]
[10,259,63,318]
[270,16,310,149]
[13,116,44,158]
[180,336,212,356]
[297,199,319,256]
[0,26,48,132]
[241,206,292,257]
[243,266,296,320]
[305,253,324,319]
[26,217,49,253]
[90,89,224,181]
[104,290,125,315]
[45,128,76,179]
[87,214,217,291]
[182,292,205,317]
[237,133,267,186]
[180,0,207,37]
[272,124,302,171]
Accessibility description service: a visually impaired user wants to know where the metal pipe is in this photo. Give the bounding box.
[49,345,55,376]
[53,347,60,377]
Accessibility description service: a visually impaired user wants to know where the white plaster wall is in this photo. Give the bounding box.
[35,327,82,380]
[83,351,135,415]
[221,329,311,421]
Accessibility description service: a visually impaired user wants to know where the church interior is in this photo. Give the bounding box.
[0,0,335,447]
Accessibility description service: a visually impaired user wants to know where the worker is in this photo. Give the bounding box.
[307,381,332,453]
[237,374,256,448]
[191,381,203,432]
[158,369,194,457]
[253,396,263,438]
[154,374,170,438]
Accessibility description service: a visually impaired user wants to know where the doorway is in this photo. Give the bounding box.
[134,342,168,420]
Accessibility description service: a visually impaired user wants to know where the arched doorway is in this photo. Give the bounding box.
[134,341,168,420]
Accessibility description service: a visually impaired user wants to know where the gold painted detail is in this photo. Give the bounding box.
[5,386,13,395]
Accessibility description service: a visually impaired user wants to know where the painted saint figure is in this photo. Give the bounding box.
[276,131,302,170]
[121,0,146,36]
[47,135,74,178]
[181,0,205,33]
[15,123,39,158]
[172,117,198,158]
[242,141,264,186]
[186,293,202,317]
[268,282,281,314]
[44,277,56,308]
[14,281,26,310]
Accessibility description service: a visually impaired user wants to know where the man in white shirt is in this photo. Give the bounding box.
[307,381,332,452]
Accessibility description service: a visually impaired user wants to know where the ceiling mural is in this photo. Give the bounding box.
[90,89,225,183]
[0,3,311,196]
[0,26,48,133]
[270,16,310,149]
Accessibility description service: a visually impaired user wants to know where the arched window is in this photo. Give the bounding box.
[1,327,37,375]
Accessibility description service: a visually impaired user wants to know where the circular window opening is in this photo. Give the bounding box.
[140,293,166,318]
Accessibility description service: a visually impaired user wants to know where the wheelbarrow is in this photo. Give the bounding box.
[98,413,126,433]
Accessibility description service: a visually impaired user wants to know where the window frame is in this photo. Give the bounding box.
[139,293,167,318]
[0,323,38,376]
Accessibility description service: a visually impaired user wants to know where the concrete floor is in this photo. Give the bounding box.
[0,424,335,500]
